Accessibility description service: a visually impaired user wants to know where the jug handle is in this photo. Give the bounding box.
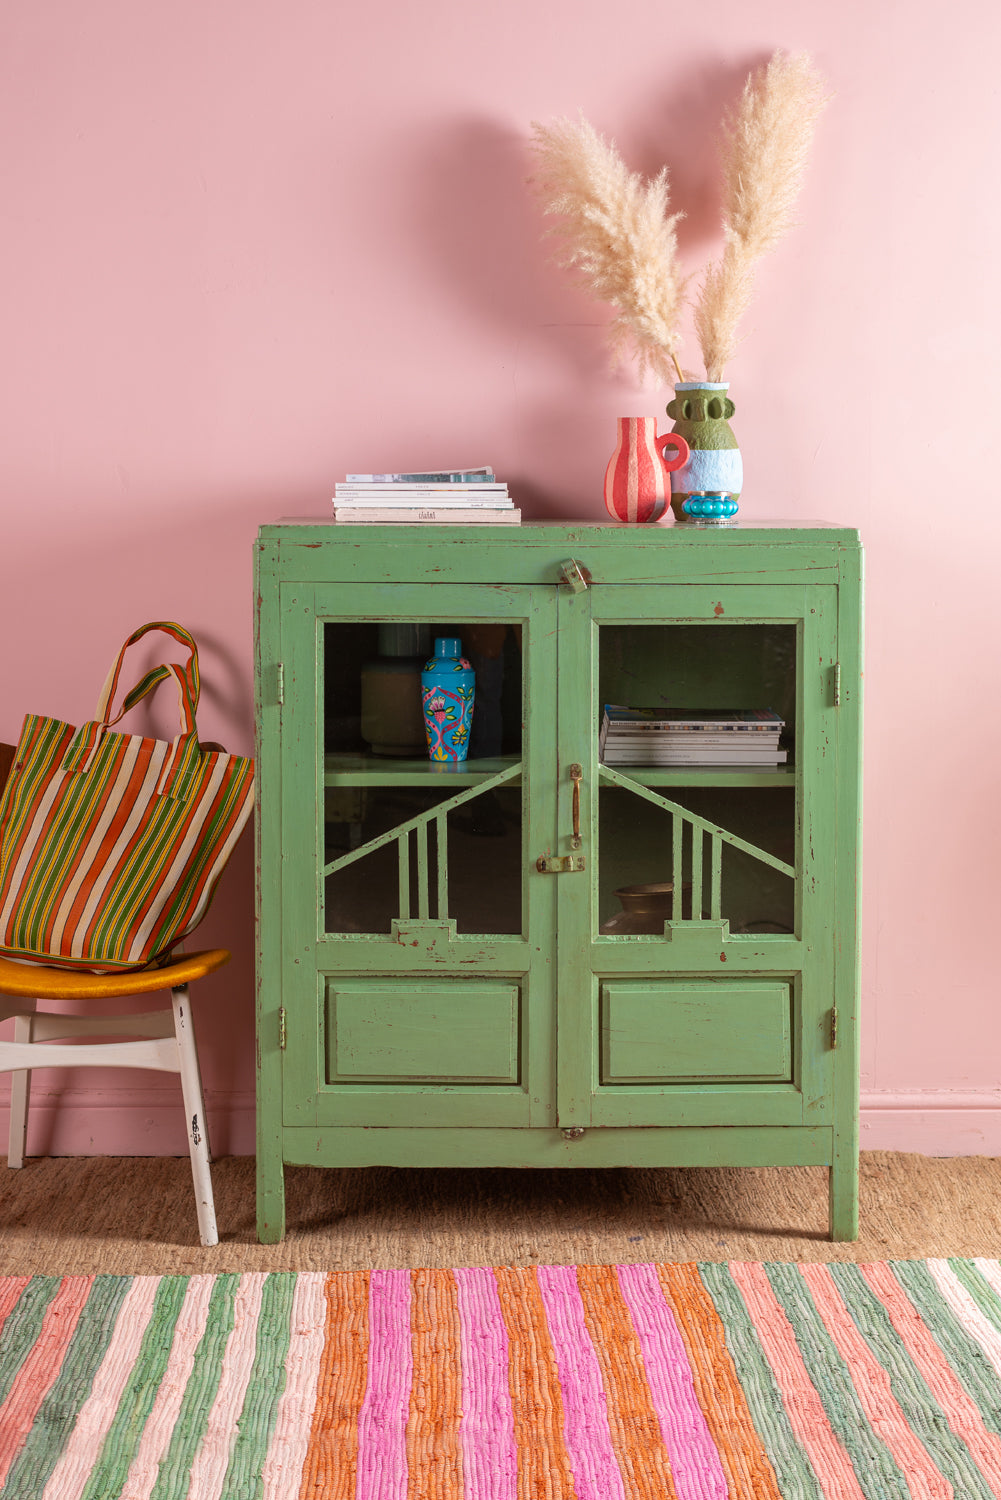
[658,433,690,471]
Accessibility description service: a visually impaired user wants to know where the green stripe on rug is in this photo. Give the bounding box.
[697,1263,825,1500]
[828,1262,999,1499]
[219,1272,297,1495]
[148,1272,240,1500]
[766,1262,912,1499]
[892,1260,1001,1439]
[1,1277,132,1500]
[948,1258,1001,1386]
[0,1276,62,1408]
[78,1275,191,1500]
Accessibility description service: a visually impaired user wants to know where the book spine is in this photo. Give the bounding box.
[334,485,508,499]
[603,752,787,764]
[332,507,521,524]
[603,723,782,734]
[344,469,494,482]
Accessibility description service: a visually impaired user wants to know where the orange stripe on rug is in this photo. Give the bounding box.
[576,1264,679,1500]
[408,1269,464,1499]
[657,1263,783,1500]
[297,1270,369,1500]
[494,1265,578,1500]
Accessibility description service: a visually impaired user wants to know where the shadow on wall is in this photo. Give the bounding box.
[384,56,772,516]
[403,56,770,345]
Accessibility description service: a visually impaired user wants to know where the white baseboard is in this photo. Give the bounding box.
[2,1090,1000,1159]
[860,1092,1001,1155]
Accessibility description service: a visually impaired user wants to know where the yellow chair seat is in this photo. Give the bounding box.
[0,948,229,1000]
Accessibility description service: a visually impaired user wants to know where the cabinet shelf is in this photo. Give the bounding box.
[324,753,520,787]
[598,764,795,787]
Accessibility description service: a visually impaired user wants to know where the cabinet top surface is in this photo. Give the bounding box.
[259,517,861,545]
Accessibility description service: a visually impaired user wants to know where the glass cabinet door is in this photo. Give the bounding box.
[278,581,557,1130]
[556,582,840,1132]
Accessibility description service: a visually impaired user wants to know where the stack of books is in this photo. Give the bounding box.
[599,705,787,767]
[332,467,520,524]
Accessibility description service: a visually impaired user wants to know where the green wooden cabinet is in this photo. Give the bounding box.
[254,520,863,1243]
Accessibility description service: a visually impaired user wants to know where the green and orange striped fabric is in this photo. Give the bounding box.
[4,1259,1001,1497]
[0,623,253,971]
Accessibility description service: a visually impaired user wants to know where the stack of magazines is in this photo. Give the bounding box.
[599,705,787,767]
[332,467,520,524]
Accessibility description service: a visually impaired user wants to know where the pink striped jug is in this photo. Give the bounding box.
[603,416,690,524]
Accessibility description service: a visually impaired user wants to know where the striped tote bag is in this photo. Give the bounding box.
[0,622,254,971]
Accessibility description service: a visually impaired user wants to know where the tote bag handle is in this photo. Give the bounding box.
[62,623,202,797]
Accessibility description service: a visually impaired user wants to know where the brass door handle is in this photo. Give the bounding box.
[569,763,582,849]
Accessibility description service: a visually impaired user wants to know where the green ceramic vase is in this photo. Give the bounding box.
[666,381,743,521]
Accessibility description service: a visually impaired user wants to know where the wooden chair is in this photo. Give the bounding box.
[0,948,229,1246]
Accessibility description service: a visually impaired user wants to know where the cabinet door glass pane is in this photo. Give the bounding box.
[597,786,795,934]
[322,619,523,936]
[596,622,797,937]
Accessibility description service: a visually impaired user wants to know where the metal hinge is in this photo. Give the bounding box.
[279,1006,287,1050]
[537,855,586,873]
[830,1006,838,1048]
[276,662,284,706]
[833,662,841,707]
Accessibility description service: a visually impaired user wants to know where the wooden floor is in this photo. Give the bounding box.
[2,1152,1000,1276]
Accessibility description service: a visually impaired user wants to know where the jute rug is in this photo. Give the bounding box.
[4,1259,1001,1498]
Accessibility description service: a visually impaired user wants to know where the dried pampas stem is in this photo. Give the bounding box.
[694,51,831,381]
[529,115,686,384]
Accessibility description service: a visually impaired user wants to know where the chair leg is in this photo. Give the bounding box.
[7,1011,35,1169]
[170,984,218,1247]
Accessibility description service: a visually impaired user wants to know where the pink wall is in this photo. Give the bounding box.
[1,1,999,1157]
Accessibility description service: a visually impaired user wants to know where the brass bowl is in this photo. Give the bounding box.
[601,881,692,934]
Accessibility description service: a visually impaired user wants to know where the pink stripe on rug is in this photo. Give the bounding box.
[41,1275,160,1500]
[728,1262,868,1500]
[118,1275,216,1500]
[860,1261,1001,1494]
[800,1264,952,1499]
[927,1260,1001,1378]
[185,1271,267,1500]
[536,1264,626,1500]
[615,1263,727,1500]
[261,1273,328,1500]
[0,1277,31,1330]
[354,1267,412,1500]
[0,1274,94,1487]
[454,1266,517,1500]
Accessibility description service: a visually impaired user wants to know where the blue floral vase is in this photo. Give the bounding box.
[421,637,475,762]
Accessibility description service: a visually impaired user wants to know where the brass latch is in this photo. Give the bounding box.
[537,855,586,873]
[560,558,588,592]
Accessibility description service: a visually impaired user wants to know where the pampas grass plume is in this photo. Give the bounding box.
[694,51,831,380]
[529,115,687,383]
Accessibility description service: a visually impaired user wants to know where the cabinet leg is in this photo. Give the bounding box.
[256,1144,286,1245]
[829,1146,859,1241]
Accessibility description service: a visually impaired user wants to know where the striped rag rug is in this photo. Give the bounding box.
[4,1261,1001,1497]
